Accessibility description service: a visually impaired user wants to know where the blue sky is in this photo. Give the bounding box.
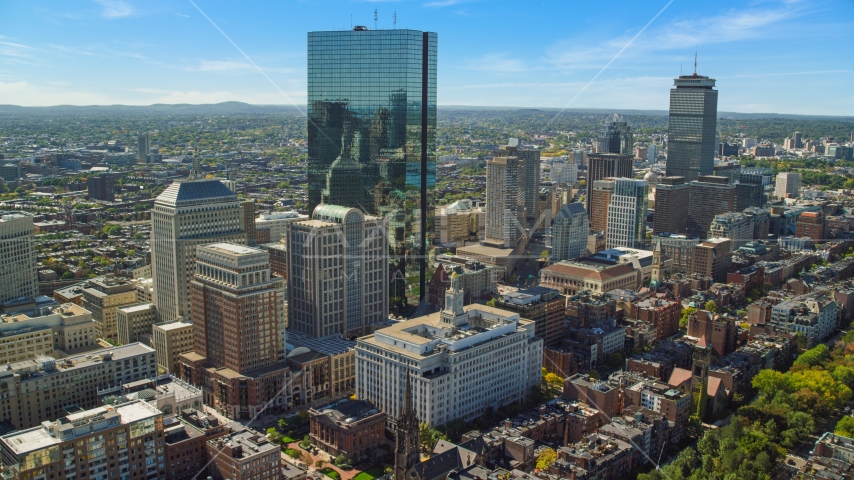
[0,0,852,115]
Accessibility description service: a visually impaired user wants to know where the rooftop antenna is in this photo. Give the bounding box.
[694,45,697,75]
[350,14,352,29]
[374,8,377,29]
[394,11,397,29]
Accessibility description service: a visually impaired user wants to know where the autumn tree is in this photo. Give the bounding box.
[536,448,556,470]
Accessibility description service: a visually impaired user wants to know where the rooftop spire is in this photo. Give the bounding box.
[403,373,413,416]
[191,146,201,180]
[394,372,420,480]
[694,46,697,75]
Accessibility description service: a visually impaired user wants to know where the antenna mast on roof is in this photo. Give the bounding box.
[694,46,697,75]
[374,9,377,29]
[394,11,397,29]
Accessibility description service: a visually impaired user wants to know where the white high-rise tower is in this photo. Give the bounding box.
[150,150,246,321]
[0,212,38,304]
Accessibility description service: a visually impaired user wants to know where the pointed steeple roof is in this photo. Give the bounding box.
[403,373,414,418]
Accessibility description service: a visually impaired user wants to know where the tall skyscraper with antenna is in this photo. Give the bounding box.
[307,27,437,300]
[665,57,718,181]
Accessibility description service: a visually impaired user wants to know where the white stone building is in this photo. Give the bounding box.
[0,212,38,305]
[356,275,542,427]
[551,160,578,185]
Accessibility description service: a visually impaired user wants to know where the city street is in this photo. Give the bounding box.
[510,247,546,288]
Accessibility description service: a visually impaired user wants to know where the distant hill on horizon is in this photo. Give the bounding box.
[0,101,851,121]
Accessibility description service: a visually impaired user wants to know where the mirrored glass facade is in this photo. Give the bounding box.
[666,75,718,181]
[307,29,437,260]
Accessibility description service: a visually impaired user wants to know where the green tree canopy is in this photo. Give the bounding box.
[835,416,854,438]
[704,300,718,313]
[793,343,830,368]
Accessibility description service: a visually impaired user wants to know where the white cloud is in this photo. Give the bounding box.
[0,41,32,50]
[47,44,96,56]
[443,76,673,110]
[0,81,29,93]
[186,60,298,75]
[43,44,147,61]
[175,13,190,18]
[190,60,254,72]
[464,53,527,73]
[655,4,806,48]
[94,0,134,19]
[546,1,809,71]
[118,52,147,59]
[0,41,35,59]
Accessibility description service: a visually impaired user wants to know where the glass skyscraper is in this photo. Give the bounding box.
[666,74,718,181]
[307,28,437,298]
[597,113,633,154]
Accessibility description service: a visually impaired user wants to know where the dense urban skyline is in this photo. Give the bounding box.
[2,2,854,480]
[0,0,852,115]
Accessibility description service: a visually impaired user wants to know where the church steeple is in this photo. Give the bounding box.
[394,374,421,480]
[692,334,711,420]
